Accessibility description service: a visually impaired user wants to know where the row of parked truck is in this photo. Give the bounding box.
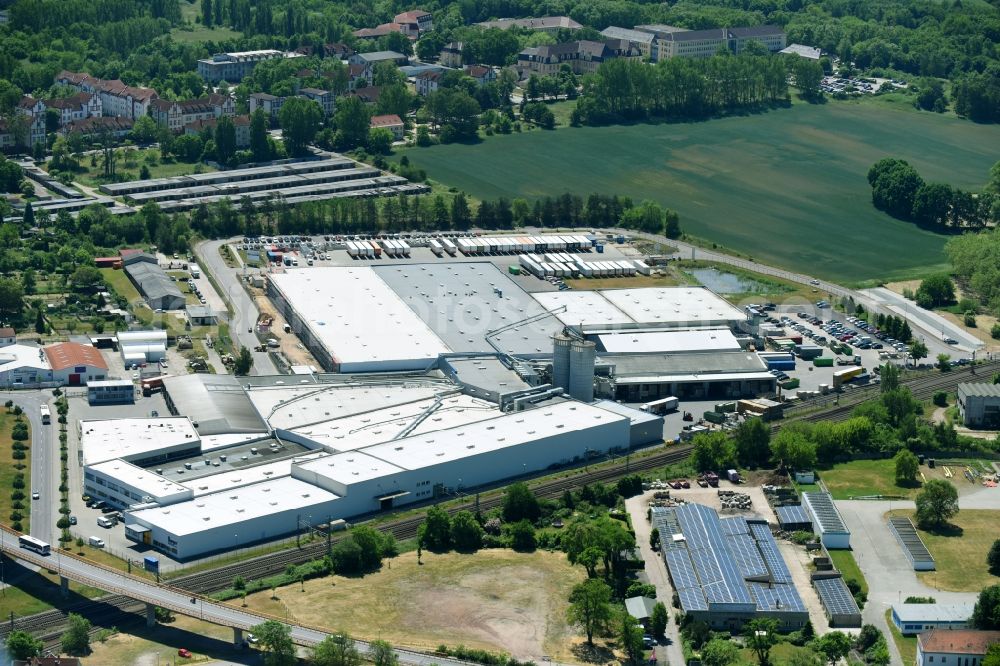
[518,253,651,279]
[346,239,412,258]
[455,234,596,255]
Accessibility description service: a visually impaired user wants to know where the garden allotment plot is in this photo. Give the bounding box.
[407,103,1000,282]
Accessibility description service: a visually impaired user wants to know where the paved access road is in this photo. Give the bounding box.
[0,526,478,666]
[837,486,999,666]
[1,390,59,545]
[194,239,277,376]
[623,229,983,359]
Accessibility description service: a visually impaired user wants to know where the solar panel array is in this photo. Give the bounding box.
[655,504,806,616]
[814,576,862,618]
[775,504,811,527]
[803,492,849,533]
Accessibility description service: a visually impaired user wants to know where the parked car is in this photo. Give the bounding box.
[178,648,192,658]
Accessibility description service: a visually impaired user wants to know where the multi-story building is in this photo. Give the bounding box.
[464,65,496,86]
[354,23,404,40]
[47,93,102,127]
[370,114,404,140]
[393,10,433,37]
[440,41,464,68]
[55,71,158,120]
[15,96,47,147]
[958,383,1000,428]
[298,88,335,117]
[347,64,373,91]
[59,116,135,140]
[634,25,786,60]
[414,70,442,96]
[248,93,287,120]
[916,629,1000,666]
[196,50,304,84]
[517,39,641,76]
[476,16,582,32]
[148,94,234,132]
[600,27,657,61]
[184,115,251,148]
[348,51,410,67]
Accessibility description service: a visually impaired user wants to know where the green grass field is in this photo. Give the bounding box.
[828,549,868,595]
[403,101,1000,282]
[888,508,1000,592]
[819,459,921,500]
[172,1,242,44]
[885,609,918,665]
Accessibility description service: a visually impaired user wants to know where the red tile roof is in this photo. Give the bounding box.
[918,630,1000,655]
[0,327,14,337]
[44,342,108,371]
[370,114,403,128]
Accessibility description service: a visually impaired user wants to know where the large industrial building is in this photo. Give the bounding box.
[957,383,1000,428]
[653,503,808,630]
[104,369,657,559]
[268,262,774,400]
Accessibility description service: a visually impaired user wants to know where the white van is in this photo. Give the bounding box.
[88,536,105,548]
[97,516,116,528]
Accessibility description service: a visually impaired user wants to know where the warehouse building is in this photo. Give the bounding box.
[957,383,1000,428]
[79,417,201,466]
[44,342,108,385]
[0,344,56,388]
[84,459,193,510]
[891,603,976,636]
[123,254,185,311]
[590,399,664,446]
[118,330,168,365]
[533,287,747,330]
[268,267,451,372]
[813,576,862,628]
[802,492,850,549]
[653,503,808,630]
[161,374,269,435]
[774,504,812,532]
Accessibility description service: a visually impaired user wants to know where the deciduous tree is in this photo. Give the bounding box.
[252,620,296,666]
[893,449,919,486]
[915,479,959,529]
[566,579,612,645]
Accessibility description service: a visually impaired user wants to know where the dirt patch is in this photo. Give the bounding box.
[252,288,318,367]
[939,310,1000,352]
[234,549,585,661]
[883,280,921,297]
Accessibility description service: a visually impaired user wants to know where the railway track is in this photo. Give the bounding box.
[8,360,994,642]
[2,445,693,643]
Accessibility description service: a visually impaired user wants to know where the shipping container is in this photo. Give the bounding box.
[429,240,444,256]
[833,366,863,388]
[441,238,457,255]
[813,357,834,367]
[633,260,651,275]
[508,265,520,275]
[595,244,605,254]
[704,411,726,424]
[369,240,382,258]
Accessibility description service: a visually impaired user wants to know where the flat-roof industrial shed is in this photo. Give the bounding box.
[802,492,850,549]
[775,504,812,532]
[891,602,975,635]
[889,516,935,570]
[124,255,185,311]
[957,382,1000,428]
[813,576,862,627]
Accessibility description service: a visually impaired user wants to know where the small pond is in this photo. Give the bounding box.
[689,268,770,294]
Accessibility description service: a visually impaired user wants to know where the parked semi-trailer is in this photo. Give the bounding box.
[429,239,444,256]
[441,238,457,255]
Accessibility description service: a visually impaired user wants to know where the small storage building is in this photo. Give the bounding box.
[802,491,850,549]
[891,602,975,636]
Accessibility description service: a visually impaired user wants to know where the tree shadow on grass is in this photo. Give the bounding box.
[923,522,964,537]
[571,641,615,664]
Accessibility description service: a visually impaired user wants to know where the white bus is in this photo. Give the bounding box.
[40,404,51,425]
[19,534,51,555]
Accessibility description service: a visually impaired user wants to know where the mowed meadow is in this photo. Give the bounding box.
[403,102,1000,282]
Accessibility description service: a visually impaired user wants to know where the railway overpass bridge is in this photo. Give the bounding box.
[0,526,461,665]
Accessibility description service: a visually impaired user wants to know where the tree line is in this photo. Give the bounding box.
[573,54,790,125]
[867,158,999,229]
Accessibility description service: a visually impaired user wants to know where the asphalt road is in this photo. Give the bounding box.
[194,239,277,376]
[623,229,984,359]
[1,390,58,544]
[0,526,481,666]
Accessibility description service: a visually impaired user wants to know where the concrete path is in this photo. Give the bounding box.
[626,492,686,666]
[861,287,983,353]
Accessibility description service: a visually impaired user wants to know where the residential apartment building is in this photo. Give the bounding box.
[196,50,304,84]
[414,70,442,96]
[347,64,373,91]
[184,115,251,148]
[916,630,1000,666]
[440,41,464,68]
[518,39,641,76]
[55,71,158,119]
[370,114,405,140]
[464,65,496,85]
[298,88,335,116]
[59,117,134,140]
[248,93,287,120]
[477,16,582,32]
[349,86,382,105]
[47,93,102,126]
[148,94,235,132]
[16,96,47,147]
[354,23,403,40]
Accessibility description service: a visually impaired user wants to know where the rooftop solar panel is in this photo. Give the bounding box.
[720,516,750,535]
[748,521,794,584]
[775,504,810,526]
[679,586,709,611]
[727,533,769,578]
[814,577,861,617]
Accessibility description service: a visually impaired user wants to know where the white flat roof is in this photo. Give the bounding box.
[615,371,776,384]
[295,450,407,485]
[532,290,633,326]
[597,329,741,354]
[892,603,975,623]
[80,417,200,466]
[269,268,451,368]
[250,383,451,430]
[363,401,626,472]
[128,476,340,536]
[288,393,502,452]
[200,432,271,452]
[600,287,746,326]
[181,452,327,496]
[87,459,190,501]
[0,344,51,373]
